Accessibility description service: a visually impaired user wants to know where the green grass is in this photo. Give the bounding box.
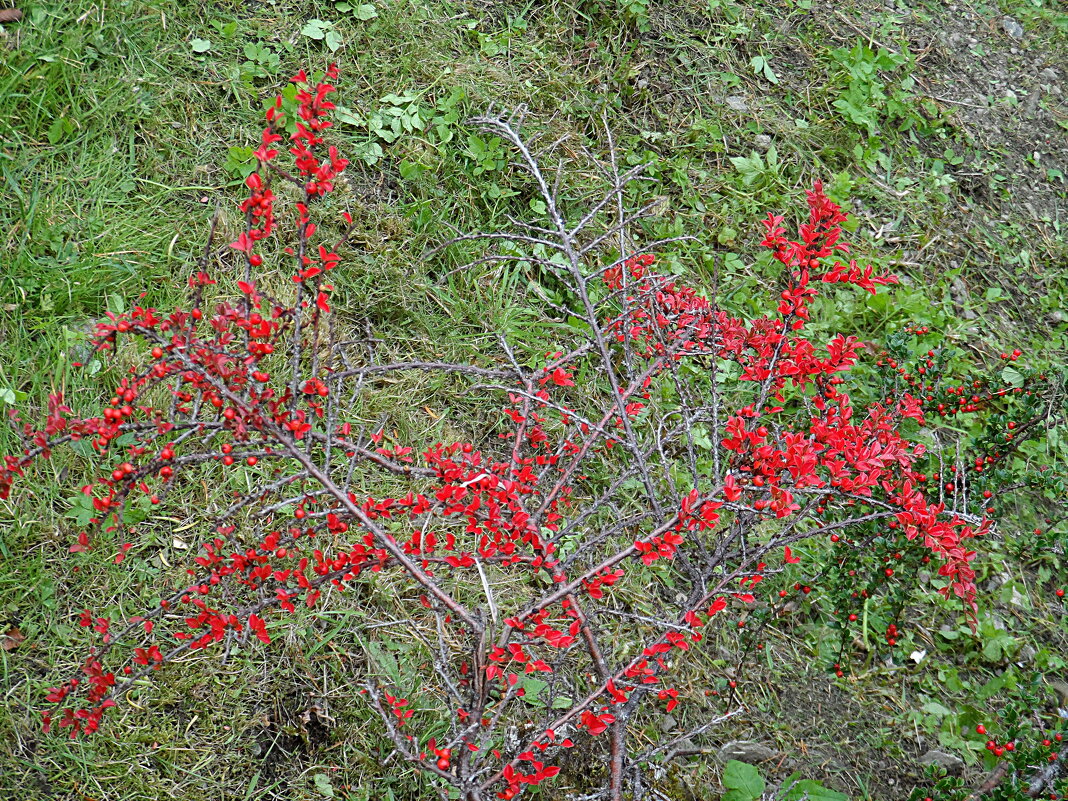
[1,0,1066,799]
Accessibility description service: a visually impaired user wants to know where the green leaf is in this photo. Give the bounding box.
[325,29,343,51]
[365,640,404,687]
[1001,365,1025,388]
[353,3,378,19]
[333,105,364,126]
[921,701,952,717]
[982,636,1003,662]
[107,293,126,314]
[190,38,212,53]
[723,760,765,801]
[517,676,548,705]
[312,773,336,798]
[301,20,327,39]
[398,160,427,181]
[729,152,765,186]
[749,55,779,85]
[781,777,848,801]
[46,116,74,145]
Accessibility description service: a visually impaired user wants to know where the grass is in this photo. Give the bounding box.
[1,0,1066,799]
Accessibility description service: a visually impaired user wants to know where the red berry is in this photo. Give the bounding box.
[436,757,450,771]
[976,724,986,735]
[249,254,263,267]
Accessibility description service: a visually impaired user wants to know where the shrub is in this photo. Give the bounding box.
[3,66,1065,800]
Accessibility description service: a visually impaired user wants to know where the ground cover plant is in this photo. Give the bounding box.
[2,2,1067,800]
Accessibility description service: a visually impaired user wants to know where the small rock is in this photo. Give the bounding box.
[754,134,772,151]
[949,277,968,306]
[1050,310,1065,324]
[920,749,964,775]
[1038,67,1060,83]
[674,738,698,754]
[1002,16,1024,39]
[718,740,778,763]
[1018,644,1037,664]
[1007,587,1029,608]
[725,95,749,113]
[659,715,678,733]
[1022,88,1043,117]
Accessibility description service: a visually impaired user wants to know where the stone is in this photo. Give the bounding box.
[949,277,968,305]
[1007,586,1029,608]
[920,749,964,775]
[725,95,749,113]
[1001,16,1024,39]
[718,740,778,763]
[754,134,772,151]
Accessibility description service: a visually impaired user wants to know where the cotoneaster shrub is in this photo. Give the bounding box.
[3,66,1066,801]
